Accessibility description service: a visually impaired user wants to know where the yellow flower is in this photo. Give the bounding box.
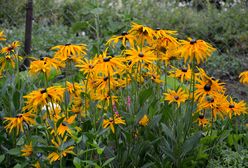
[47,146,74,164]
[106,31,135,48]
[178,38,216,64]
[125,47,157,68]
[4,112,35,135]
[23,86,65,113]
[76,58,98,76]
[66,81,84,97]
[164,88,188,107]
[29,57,64,76]
[21,142,33,157]
[95,49,125,75]
[47,137,75,164]
[145,65,163,84]
[51,43,87,61]
[0,31,6,41]
[195,68,225,101]
[56,115,77,136]
[139,114,149,126]
[0,55,16,73]
[197,114,209,127]
[226,97,247,118]
[32,161,41,168]
[197,94,228,120]
[239,70,248,85]
[93,74,118,92]
[129,22,155,45]
[153,28,179,49]
[102,114,126,133]
[169,64,192,82]
[1,41,21,54]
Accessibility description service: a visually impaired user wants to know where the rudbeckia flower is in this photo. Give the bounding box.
[145,65,163,84]
[56,115,77,136]
[178,38,216,64]
[197,94,228,120]
[195,68,225,101]
[32,161,41,168]
[23,86,65,113]
[66,81,84,97]
[76,58,98,76]
[29,57,64,76]
[226,97,247,118]
[197,114,209,127]
[102,114,126,133]
[239,70,248,84]
[0,55,16,73]
[0,31,6,41]
[93,74,118,91]
[95,49,125,75]
[139,114,149,126]
[125,47,157,68]
[153,28,179,49]
[169,64,192,82]
[164,88,188,107]
[4,112,35,135]
[129,22,155,45]
[1,41,20,54]
[106,31,135,48]
[47,137,75,164]
[51,43,87,61]
[21,142,33,157]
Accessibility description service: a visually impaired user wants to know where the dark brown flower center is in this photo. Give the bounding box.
[103,57,111,62]
[199,114,204,119]
[204,84,211,91]
[65,43,71,46]
[6,56,11,60]
[181,67,188,72]
[229,104,235,108]
[138,52,144,57]
[174,95,179,100]
[7,46,14,52]
[190,39,197,44]
[103,76,108,81]
[16,114,23,118]
[121,31,128,36]
[40,88,47,94]
[89,64,94,69]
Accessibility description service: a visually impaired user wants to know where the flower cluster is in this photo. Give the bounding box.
[0,21,247,167]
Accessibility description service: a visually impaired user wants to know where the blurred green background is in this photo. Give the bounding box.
[0,0,247,100]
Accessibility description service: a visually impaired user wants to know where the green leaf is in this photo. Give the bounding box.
[0,154,5,164]
[97,147,104,155]
[60,139,75,151]
[91,7,104,15]
[102,157,115,167]
[81,160,100,168]
[139,87,153,105]
[16,136,25,146]
[7,148,21,156]
[13,164,22,168]
[141,162,155,168]
[73,157,81,168]
[56,116,65,128]
[181,132,203,158]
[161,123,176,142]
